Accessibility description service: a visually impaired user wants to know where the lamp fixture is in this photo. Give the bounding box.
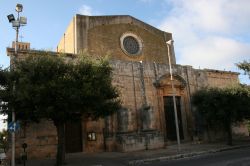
[15,4,23,12]
[166,39,173,45]
[7,14,15,23]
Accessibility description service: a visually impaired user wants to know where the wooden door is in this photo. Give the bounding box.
[65,119,82,153]
[164,96,184,141]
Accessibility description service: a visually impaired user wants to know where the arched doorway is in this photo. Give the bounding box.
[154,74,189,142]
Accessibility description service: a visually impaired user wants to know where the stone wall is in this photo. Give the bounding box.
[15,120,57,159]
[88,24,170,64]
[57,15,176,64]
[7,46,240,159]
[195,69,239,90]
[203,69,239,88]
[109,61,193,150]
[84,118,106,152]
[57,16,76,54]
[7,12,240,157]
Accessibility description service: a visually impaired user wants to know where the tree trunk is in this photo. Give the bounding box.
[226,121,233,146]
[55,122,66,166]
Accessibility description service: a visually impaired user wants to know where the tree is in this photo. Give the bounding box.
[237,61,250,78]
[0,130,8,153]
[0,53,121,166]
[192,86,250,145]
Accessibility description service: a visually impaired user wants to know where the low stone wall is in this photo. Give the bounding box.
[116,131,164,152]
[12,120,57,160]
[232,123,249,137]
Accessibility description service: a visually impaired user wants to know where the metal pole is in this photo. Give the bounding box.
[11,10,20,166]
[167,42,181,152]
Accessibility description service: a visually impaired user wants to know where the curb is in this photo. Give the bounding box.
[128,144,250,166]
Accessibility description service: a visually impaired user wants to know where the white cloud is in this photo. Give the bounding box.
[179,37,250,70]
[79,5,95,16]
[159,0,250,73]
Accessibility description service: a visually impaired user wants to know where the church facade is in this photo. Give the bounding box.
[7,15,239,159]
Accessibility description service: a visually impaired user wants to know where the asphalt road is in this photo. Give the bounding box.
[145,147,250,166]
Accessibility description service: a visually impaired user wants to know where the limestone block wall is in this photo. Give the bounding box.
[194,69,239,90]
[15,120,57,159]
[84,118,105,152]
[110,61,239,143]
[8,50,240,158]
[232,123,249,137]
[57,16,76,54]
[88,24,169,64]
[203,70,239,88]
[57,15,175,64]
[110,60,196,147]
[116,131,164,152]
[110,60,161,132]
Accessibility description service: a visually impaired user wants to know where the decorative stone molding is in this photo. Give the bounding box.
[153,74,187,89]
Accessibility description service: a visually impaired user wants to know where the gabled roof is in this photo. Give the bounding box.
[76,14,172,37]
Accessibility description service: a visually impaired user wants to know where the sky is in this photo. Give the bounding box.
[0,0,250,130]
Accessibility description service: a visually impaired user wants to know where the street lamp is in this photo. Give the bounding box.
[7,4,27,166]
[7,14,15,23]
[15,4,23,12]
[166,40,181,152]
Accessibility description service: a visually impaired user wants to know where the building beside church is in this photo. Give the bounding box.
[7,15,239,159]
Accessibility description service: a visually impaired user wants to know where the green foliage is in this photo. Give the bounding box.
[0,52,121,165]
[0,130,8,152]
[237,60,250,79]
[192,85,250,144]
[0,67,12,118]
[0,53,120,123]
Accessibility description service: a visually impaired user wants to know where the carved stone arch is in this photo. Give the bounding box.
[153,74,186,89]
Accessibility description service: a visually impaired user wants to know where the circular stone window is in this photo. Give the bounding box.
[120,33,143,56]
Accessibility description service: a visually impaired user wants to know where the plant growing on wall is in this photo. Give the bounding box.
[192,86,250,145]
[0,53,121,166]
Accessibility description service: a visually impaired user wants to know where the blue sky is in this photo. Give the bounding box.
[0,0,250,129]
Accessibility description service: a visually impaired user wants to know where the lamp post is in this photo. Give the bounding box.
[7,4,27,166]
[166,40,181,152]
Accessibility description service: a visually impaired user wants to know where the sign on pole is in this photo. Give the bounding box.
[8,122,20,132]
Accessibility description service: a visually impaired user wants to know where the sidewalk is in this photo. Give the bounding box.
[17,139,250,166]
